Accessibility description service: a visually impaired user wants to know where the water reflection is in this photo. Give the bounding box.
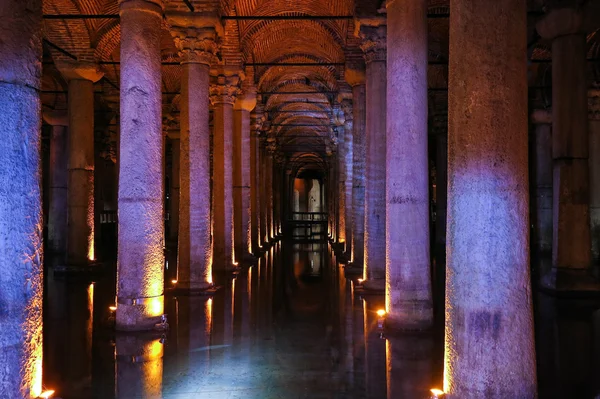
[43,242,600,398]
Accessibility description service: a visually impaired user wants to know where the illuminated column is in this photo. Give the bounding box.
[115,335,164,398]
[385,0,433,330]
[335,105,347,247]
[266,149,274,239]
[117,0,165,331]
[56,60,104,266]
[259,141,268,245]
[531,109,553,262]
[170,24,218,289]
[588,90,600,266]
[537,9,593,290]
[250,113,261,253]
[0,1,43,397]
[234,88,257,261]
[445,0,537,397]
[435,131,447,256]
[169,138,180,243]
[44,111,69,257]
[341,99,354,256]
[210,73,240,270]
[359,23,387,290]
[346,67,366,267]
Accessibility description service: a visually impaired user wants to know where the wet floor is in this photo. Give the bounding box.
[43,242,600,398]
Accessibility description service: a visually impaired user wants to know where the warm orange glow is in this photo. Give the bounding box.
[39,390,55,399]
[376,309,386,318]
[149,296,163,317]
[171,279,178,284]
[109,305,117,312]
[431,388,445,398]
[357,278,364,283]
[207,254,213,285]
[205,298,213,335]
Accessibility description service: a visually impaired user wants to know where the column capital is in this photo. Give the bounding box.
[530,109,552,125]
[234,86,257,111]
[345,62,366,87]
[43,110,68,126]
[119,0,164,12]
[210,74,242,105]
[170,26,220,65]
[536,8,584,40]
[590,89,600,121]
[357,23,386,64]
[55,60,104,82]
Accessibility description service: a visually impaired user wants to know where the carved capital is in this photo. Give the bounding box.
[358,25,386,64]
[170,26,219,65]
[536,8,584,40]
[119,0,164,13]
[345,62,366,87]
[43,110,68,127]
[210,75,242,105]
[234,86,257,111]
[55,60,104,82]
[590,89,600,121]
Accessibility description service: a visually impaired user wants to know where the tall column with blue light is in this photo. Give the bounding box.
[170,22,220,290]
[211,73,241,270]
[335,104,348,249]
[358,22,387,291]
[0,0,43,396]
[445,0,537,396]
[250,113,262,253]
[537,8,595,291]
[385,0,433,331]
[341,98,354,258]
[116,0,165,331]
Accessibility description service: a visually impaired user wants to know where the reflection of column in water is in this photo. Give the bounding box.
[115,335,164,398]
[593,309,600,396]
[535,294,559,398]
[364,298,387,399]
[352,292,366,396]
[385,333,433,398]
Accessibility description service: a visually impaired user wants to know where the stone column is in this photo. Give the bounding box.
[346,68,366,268]
[115,335,164,398]
[335,106,347,248]
[170,23,219,289]
[530,110,553,263]
[56,60,104,266]
[434,132,447,257]
[234,88,256,261]
[250,114,261,253]
[259,142,268,245]
[385,0,433,330]
[117,0,165,331]
[169,138,180,243]
[0,1,43,396]
[359,23,387,290]
[266,150,274,239]
[341,99,354,257]
[445,0,537,397]
[589,90,600,268]
[44,111,69,258]
[210,73,240,270]
[537,9,594,291]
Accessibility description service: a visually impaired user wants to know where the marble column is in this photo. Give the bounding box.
[56,60,104,266]
[266,151,274,239]
[589,90,600,268]
[210,74,240,270]
[359,23,387,290]
[537,8,593,291]
[170,24,218,289]
[117,0,165,331]
[250,114,261,253]
[531,110,553,263]
[445,0,536,397]
[169,138,180,243]
[385,0,432,330]
[0,1,43,396]
[234,88,256,261]
[346,68,366,268]
[44,111,69,258]
[335,106,348,247]
[259,142,268,246]
[341,99,354,257]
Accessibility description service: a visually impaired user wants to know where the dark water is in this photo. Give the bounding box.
[42,242,600,398]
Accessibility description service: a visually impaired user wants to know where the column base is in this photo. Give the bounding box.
[343,262,363,275]
[115,294,166,332]
[385,302,434,333]
[539,267,600,297]
[357,279,385,294]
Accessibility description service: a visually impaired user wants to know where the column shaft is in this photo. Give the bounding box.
[234,108,252,259]
[259,146,268,244]
[590,102,600,265]
[117,0,165,330]
[435,133,447,255]
[338,125,347,245]
[344,118,354,256]
[68,79,95,265]
[385,0,432,330]
[266,153,273,239]
[213,101,235,269]
[48,123,69,256]
[532,118,553,259]
[250,127,260,252]
[179,61,212,287]
[169,138,180,243]
[445,0,536,396]
[351,84,366,266]
[0,1,43,396]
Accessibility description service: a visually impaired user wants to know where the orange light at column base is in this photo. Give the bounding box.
[376,309,386,317]
[171,279,177,284]
[430,388,445,398]
[109,306,117,312]
[39,390,55,399]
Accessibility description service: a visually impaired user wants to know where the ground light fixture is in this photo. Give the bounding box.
[430,388,445,398]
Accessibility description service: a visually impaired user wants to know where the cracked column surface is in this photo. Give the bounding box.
[234,87,257,261]
[170,23,219,289]
[0,0,43,397]
[445,0,537,397]
[56,60,104,266]
[44,111,69,258]
[359,23,387,290]
[537,8,594,291]
[385,0,433,331]
[116,0,165,331]
[211,74,240,270]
